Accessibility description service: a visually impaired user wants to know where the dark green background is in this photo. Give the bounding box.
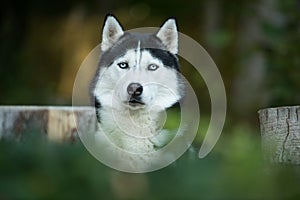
[0,0,300,199]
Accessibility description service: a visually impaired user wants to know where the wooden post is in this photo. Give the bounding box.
[258,106,300,164]
[0,106,97,142]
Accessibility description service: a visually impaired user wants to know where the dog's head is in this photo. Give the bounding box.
[93,15,184,112]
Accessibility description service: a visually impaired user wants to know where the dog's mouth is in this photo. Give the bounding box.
[124,98,145,107]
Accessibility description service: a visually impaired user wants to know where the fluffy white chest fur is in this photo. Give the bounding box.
[97,107,164,153]
[94,107,176,171]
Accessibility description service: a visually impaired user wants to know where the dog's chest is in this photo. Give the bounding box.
[99,108,159,153]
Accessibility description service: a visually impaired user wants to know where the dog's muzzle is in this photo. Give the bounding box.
[126,82,145,107]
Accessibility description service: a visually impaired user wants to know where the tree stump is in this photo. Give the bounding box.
[0,106,97,142]
[258,106,300,164]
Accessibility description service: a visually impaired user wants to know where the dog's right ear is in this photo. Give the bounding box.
[101,15,124,52]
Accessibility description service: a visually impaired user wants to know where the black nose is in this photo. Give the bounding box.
[127,82,143,96]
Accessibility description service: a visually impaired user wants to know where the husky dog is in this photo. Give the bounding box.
[91,15,184,169]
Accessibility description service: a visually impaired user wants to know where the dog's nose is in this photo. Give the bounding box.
[127,82,143,96]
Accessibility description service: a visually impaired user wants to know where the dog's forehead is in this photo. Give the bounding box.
[121,32,165,49]
[99,32,165,66]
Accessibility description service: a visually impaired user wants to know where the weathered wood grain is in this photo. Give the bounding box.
[258,106,300,164]
[0,106,97,142]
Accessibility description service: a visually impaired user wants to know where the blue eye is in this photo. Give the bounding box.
[118,62,129,69]
[148,64,159,71]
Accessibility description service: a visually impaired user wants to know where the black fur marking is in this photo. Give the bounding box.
[145,48,180,72]
[95,97,101,123]
[98,32,166,68]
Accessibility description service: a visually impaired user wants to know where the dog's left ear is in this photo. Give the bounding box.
[156,18,178,54]
[101,15,124,52]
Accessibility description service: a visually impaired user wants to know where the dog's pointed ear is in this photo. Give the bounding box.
[101,15,124,52]
[156,18,178,54]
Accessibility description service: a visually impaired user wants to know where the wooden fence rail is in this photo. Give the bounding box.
[0,106,97,142]
[258,106,300,164]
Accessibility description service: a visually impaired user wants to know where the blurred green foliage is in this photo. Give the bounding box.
[1,127,300,200]
[263,0,300,106]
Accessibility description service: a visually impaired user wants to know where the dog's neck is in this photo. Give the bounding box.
[98,106,163,152]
